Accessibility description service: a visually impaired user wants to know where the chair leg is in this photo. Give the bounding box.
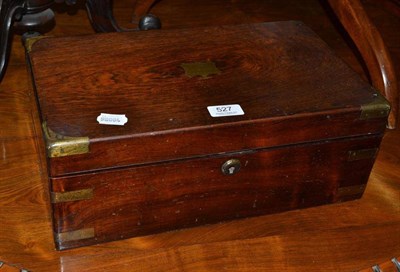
[328,0,399,129]
[85,0,123,32]
[0,0,27,81]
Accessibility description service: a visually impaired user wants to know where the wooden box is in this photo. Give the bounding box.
[26,21,390,250]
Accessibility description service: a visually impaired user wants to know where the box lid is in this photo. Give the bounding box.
[28,21,389,177]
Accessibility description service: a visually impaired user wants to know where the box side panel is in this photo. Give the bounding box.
[26,53,53,215]
[50,135,381,250]
[25,52,59,249]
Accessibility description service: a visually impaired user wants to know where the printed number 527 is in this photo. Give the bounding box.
[216,107,231,112]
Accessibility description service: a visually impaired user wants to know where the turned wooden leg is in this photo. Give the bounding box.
[0,0,27,81]
[328,0,399,129]
[13,0,56,34]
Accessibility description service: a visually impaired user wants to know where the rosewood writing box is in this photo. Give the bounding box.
[26,21,390,250]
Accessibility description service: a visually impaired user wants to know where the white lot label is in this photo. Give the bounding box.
[97,113,128,126]
[207,104,245,117]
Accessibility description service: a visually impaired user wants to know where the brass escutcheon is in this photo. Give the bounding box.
[221,159,241,175]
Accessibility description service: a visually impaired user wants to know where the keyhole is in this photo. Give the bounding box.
[221,159,241,175]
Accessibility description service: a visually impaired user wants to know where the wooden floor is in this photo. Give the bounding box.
[0,0,399,271]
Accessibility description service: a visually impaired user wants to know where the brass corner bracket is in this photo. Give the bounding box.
[24,35,48,53]
[56,228,95,243]
[360,93,391,120]
[51,188,94,204]
[42,122,89,158]
[348,148,378,161]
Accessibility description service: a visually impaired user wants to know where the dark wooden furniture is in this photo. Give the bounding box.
[27,21,389,250]
[0,0,160,82]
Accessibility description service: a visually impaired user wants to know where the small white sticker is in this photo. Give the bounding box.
[207,104,245,117]
[97,113,128,126]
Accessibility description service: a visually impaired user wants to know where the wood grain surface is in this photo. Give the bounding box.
[28,22,387,176]
[0,0,399,271]
[51,135,381,249]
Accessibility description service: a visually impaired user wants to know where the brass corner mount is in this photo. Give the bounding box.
[360,92,391,120]
[42,122,89,158]
[24,35,48,53]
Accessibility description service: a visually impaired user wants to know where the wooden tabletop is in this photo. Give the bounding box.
[0,0,399,271]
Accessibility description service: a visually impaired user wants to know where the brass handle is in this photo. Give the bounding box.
[221,159,241,175]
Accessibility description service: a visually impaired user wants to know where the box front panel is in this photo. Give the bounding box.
[51,135,381,250]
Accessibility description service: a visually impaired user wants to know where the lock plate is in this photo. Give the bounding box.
[221,159,241,175]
